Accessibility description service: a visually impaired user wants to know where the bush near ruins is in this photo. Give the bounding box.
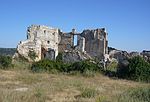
[56,52,63,62]
[67,60,102,74]
[31,59,65,73]
[117,56,150,82]
[0,55,13,69]
[31,59,102,76]
[31,55,150,82]
[104,61,118,77]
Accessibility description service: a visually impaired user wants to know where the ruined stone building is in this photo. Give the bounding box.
[15,25,108,62]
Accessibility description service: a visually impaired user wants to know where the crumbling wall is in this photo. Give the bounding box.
[80,28,108,60]
[15,25,108,62]
[16,25,60,61]
[58,32,74,52]
[62,50,91,63]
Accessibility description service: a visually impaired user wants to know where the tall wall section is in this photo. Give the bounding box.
[80,28,108,59]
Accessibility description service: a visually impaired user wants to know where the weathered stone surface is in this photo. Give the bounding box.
[80,28,108,59]
[15,25,60,61]
[109,50,130,62]
[58,32,74,52]
[108,50,130,69]
[62,50,91,63]
[108,49,150,68]
[15,25,108,62]
[109,49,147,63]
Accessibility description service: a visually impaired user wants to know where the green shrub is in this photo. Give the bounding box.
[128,56,150,82]
[105,61,118,77]
[118,87,150,102]
[31,59,69,73]
[117,60,130,78]
[31,59,57,73]
[0,55,12,69]
[106,61,118,72]
[56,52,63,62]
[67,60,102,74]
[117,56,150,82]
[31,59,102,76]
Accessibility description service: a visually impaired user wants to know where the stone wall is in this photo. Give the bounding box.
[80,28,108,59]
[16,25,60,61]
[58,32,74,52]
[15,25,108,62]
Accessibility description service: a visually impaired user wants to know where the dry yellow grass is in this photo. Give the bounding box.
[0,69,149,102]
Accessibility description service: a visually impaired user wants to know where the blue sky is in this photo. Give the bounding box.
[0,0,150,52]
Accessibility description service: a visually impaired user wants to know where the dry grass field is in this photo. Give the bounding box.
[0,68,149,102]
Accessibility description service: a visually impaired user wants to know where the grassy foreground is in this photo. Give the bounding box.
[0,68,149,102]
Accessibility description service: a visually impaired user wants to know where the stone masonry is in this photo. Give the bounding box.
[16,25,60,61]
[15,25,108,62]
[79,28,108,59]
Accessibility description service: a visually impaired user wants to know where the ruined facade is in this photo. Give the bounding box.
[58,29,74,52]
[15,25,108,62]
[16,25,60,61]
[79,28,108,59]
